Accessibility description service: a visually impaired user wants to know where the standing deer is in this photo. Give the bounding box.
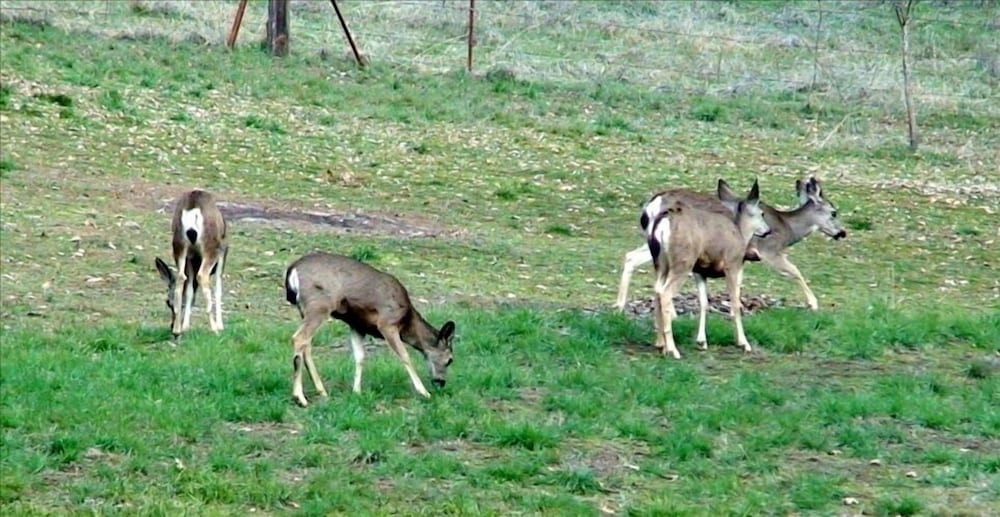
[284,252,456,406]
[616,177,846,312]
[646,179,770,359]
[155,189,228,338]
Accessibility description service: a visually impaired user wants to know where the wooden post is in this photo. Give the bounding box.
[895,0,919,151]
[330,0,365,67]
[267,0,290,57]
[467,0,476,73]
[226,0,249,50]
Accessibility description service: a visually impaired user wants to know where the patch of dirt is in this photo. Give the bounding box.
[561,438,650,480]
[41,447,124,486]
[214,201,445,238]
[484,387,548,415]
[619,293,783,319]
[406,438,502,462]
[17,167,460,239]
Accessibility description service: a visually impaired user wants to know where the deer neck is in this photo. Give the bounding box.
[776,202,821,246]
[735,212,759,248]
[401,310,437,352]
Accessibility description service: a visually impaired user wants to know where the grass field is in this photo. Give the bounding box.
[1,1,999,515]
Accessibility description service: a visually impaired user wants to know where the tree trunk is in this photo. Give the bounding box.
[267,0,290,57]
[895,0,919,151]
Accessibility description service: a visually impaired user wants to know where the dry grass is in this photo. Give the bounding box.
[3,0,996,171]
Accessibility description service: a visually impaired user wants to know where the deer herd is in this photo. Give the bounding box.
[154,176,846,406]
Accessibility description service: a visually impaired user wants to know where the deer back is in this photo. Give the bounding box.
[287,252,413,336]
[641,188,732,234]
[683,203,746,268]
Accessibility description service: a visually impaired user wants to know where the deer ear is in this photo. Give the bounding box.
[796,179,811,205]
[805,177,821,198]
[438,321,456,342]
[717,179,738,202]
[747,179,760,204]
[155,257,175,284]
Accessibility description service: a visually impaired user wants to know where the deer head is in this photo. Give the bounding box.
[739,179,771,239]
[796,177,847,240]
[155,257,180,334]
[423,321,456,387]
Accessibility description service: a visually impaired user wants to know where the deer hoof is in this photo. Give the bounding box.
[293,394,309,407]
[697,341,708,351]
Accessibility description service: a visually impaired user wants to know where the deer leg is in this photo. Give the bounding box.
[761,252,818,311]
[291,310,327,407]
[616,245,652,311]
[197,262,217,333]
[349,330,366,394]
[655,269,689,359]
[174,253,189,335]
[726,267,752,353]
[694,273,709,350]
[380,326,431,398]
[212,253,225,331]
[181,268,195,332]
[302,342,327,401]
[652,294,665,351]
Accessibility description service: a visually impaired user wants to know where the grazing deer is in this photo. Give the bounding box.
[646,179,770,359]
[284,252,456,406]
[616,177,846,311]
[155,189,228,337]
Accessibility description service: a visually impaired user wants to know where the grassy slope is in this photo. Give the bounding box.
[1,1,999,515]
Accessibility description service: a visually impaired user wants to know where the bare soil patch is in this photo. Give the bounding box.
[214,201,446,238]
[620,293,784,319]
[14,167,459,239]
[561,438,650,480]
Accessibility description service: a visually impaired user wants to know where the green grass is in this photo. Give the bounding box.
[2,310,997,514]
[1,1,999,514]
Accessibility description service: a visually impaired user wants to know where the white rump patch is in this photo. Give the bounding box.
[180,208,204,241]
[650,214,672,295]
[652,215,671,256]
[287,268,300,299]
[642,195,664,235]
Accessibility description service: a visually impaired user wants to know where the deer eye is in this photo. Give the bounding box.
[445,358,453,367]
[831,210,838,218]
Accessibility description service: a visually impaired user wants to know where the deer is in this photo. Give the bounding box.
[646,179,771,359]
[154,189,228,338]
[283,252,456,407]
[616,176,847,312]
